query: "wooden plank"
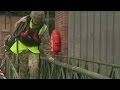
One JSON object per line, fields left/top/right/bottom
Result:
{"left": 0, "top": 15, "right": 5, "bottom": 31}
{"left": 100, "top": 11, "right": 107, "bottom": 75}
{"left": 81, "top": 11, "right": 87, "bottom": 68}
{"left": 0, "top": 15, "right": 5, "bottom": 44}
{"left": 113, "top": 11, "right": 120, "bottom": 65}
{"left": 87, "top": 11, "right": 94, "bottom": 72}
{"left": 93, "top": 11, "right": 101, "bottom": 73}
{"left": 74, "top": 11, "right": 80, "bottom": 59}
{"left": 72, "top": 12, "right": 75, "bottom": 58}
{"left": 6, "top": 16, "right": 10, "bottom": 31}
{"left": 106, "top": 11, "right": 114, "bottom": 76}
{"left": 68, "top": 11, "right": 74, "bottom": 57}
{"left": 72, "top": 11, "right": 81, "bottom": 66}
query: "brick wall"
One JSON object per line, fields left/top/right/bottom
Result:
{"left": 0, "top": 15, "right": 22, "bottom": 56}
{"left": 55, "top": 11, "right": 68, "bottom": 56}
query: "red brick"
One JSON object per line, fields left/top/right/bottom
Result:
{"left": 55, "top": 11, "right": 68, "bottom": 56}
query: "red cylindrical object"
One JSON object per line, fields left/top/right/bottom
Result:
{"left": 51, "top": 29, "right": 61, "bottom": 55}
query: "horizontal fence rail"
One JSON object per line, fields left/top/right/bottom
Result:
{"left": 54, "top": 55, "right": 120, "bottom": 79}
{"left": 39, "top": 56, "right": 110, "bottom": 79}
{"left": 1, "top": 54, "right": 112, "bottom": 79}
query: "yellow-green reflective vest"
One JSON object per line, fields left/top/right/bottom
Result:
{"left": 10, "top": 19, "right": 48, "bottom": 54}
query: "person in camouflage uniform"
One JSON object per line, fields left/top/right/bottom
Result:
{"left": 4, "top": 11, "right": 54, "bottom": 79}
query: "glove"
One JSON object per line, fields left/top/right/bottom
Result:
{"left": 3, "top": 35, "right": 15, "bottom": 51}
{"left": 48, "top": 57, "right": 54, "bottom": 61}
{"left": 3, "top": 35, "right": 11, "bottom": 46}
{"left": 19, "top": 16, "right": 27, "bottom": 23}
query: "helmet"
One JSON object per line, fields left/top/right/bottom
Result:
{"left": 30, "top": 11, "right": 45, "bottom": 25}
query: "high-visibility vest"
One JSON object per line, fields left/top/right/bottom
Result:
{"left": 10, "top": 19, "right": 48, "bottom": 54}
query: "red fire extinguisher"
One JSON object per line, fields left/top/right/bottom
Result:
{"left": 51, "top": 29, "right": 61, "bottom": 56}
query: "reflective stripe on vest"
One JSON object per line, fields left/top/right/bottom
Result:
{"left": 10, "top": 20, "right": 48, "bottom": 54}
{"left": 30, "top": 19, "right": 33, "bottom": 29}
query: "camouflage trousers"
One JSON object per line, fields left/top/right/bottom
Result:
{"left": 12, "top": 51, "right": 40, "bottom": 79}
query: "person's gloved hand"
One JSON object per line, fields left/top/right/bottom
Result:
{"left": 48, "top": 57, "right": 54, "bottom": 61}
{"left": 19, "top": 16, "right": 27, "bottom": 23}
{"left": 3, "top": 35, "right": 15, "bottom": 51}
{"left": 3, "top": 35, "right": 11, "bottom": 46}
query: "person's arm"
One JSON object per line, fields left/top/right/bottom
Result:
{"left": 15, "top": 15, "right": 28, "bottom": 29}
{"left": 40, "top": 28, "right": 54, "bottom": 60}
